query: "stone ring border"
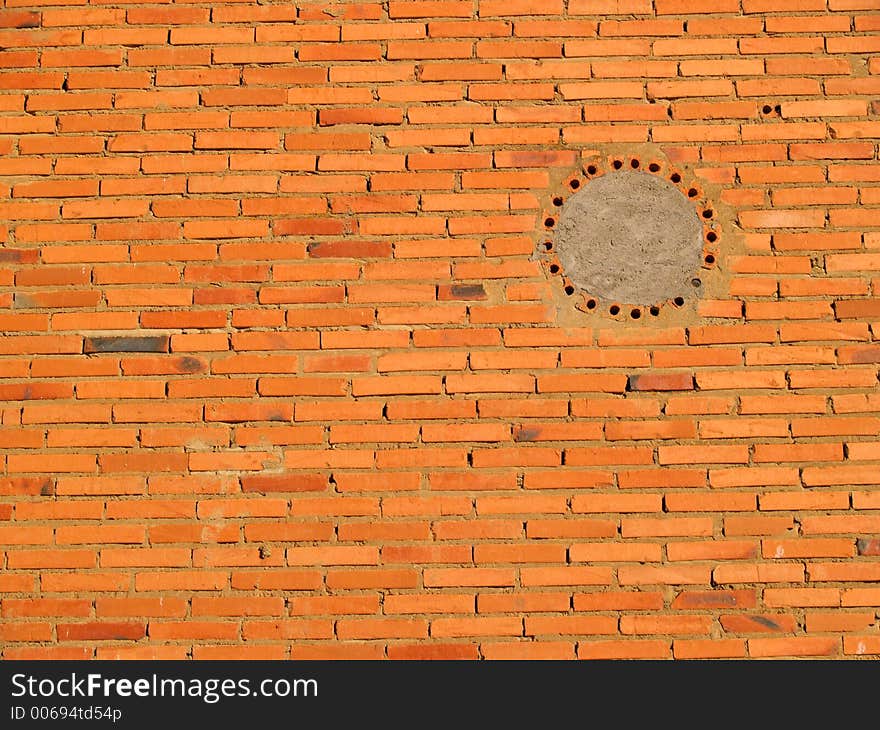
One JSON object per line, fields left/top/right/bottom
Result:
{"left": 538, "top": 154, "right": 721, "bottom": 322}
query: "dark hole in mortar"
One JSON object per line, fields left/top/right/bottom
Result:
{"left": 630, "top": 308, "right": 641, "bottom": 319}
{"left": 545, "top": 217, "right": 555, "bottom": 227}
{"left": 670, "top": 172, "right": 681, "bottom": 183}
{"left": 705, "top": 254, "right": 716, "bottom": 264}
{"left": 688, "top": 188, "right": 698, "bottom": 197}
{"left": 630, "top": 159, "right": 640, "bottom": 169}
{"left": 702, "top": 209, "right": 713, "bottom": 219}
{"left": 550, "top": 264, "right": 559, "bottom": 273}
{"left": 570, "top": 179, "right": 580, "bottom": 189}
{"left": 544, "top": 241, "right": 553, "bottom": 251}
{"left": 649, "top": 163, "right": 660, "bottom": 172}
{"left": 691, "top": 278, "right": 702, "bottom": 287}
{"left": 587, "top": 165, "right": 597, "bottom": 175}
{"left": 674, "top": 296, "right": 685, "bottom": 307}
{"left": 762, "top": 104, "right": 773, "bottom": 114}
{"left": 612, "top": 160, "right": 623, "bottom": 170}
{"left": 564, "top": 285, "right": 574, "bottom": 295}
{"left": 586, "top": 299, "right": 597, "bottom": 309}
{"left": 706, "top": 231, "right": 718, "bottom": 243}
{"left": 553, "top": 196, "right": 564, "bottom": 207}
{"left": 649, "top": 305, "right": 660, "bottom": 316}
{"left": 609, "top": 304, "right": 620, "bottom": 315}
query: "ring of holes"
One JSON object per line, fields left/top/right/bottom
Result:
{"left": 541, "top": 156, "right": 720, "bottom": 320}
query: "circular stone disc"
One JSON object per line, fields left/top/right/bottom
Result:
{"left": 553, "top": 170, "right": 703, "bottom": 306}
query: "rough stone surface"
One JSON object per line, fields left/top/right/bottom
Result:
{"left": 553, "top": 170, "right": 703, "bottom": 305}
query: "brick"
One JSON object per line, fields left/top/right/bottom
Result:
{"left": 578, "top": 640, "right": 671, "bottom": 660}
{"left": 672, "top": 590, "right": 757, "bottom": 610}
{"left": 749, "top": 637, "right": 839, "bottom": 658}
{"left": 83, "top": 336, "right": 169, "bottom": 354}
{"left": 628, "top": 373, "right": 694, "bottom": 391}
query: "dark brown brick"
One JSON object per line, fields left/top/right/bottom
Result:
{"left": 241, "top": 474, "right": 328, "bottom": 493}
{"left": 628, "top": 373, "right": 695, "bottom": 391}
{"left": 857, "top": 538, "right": 880, "bottom": 556}
{"left": 438, "top": 284, "right": 487, "bottom": 300}
{"left": 84, "top": 336, "right": 169, "bottom": 354}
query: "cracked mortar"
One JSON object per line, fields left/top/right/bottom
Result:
{"left": 553, "top": 169, "right": 704, "bottom": 306}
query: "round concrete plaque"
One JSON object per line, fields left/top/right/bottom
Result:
{"left": 552, "top": 170, "right": 704, "bottom": 307}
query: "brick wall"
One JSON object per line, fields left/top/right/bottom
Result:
{"left": 1, "top": 0, "right": 879, "bottom": 660}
